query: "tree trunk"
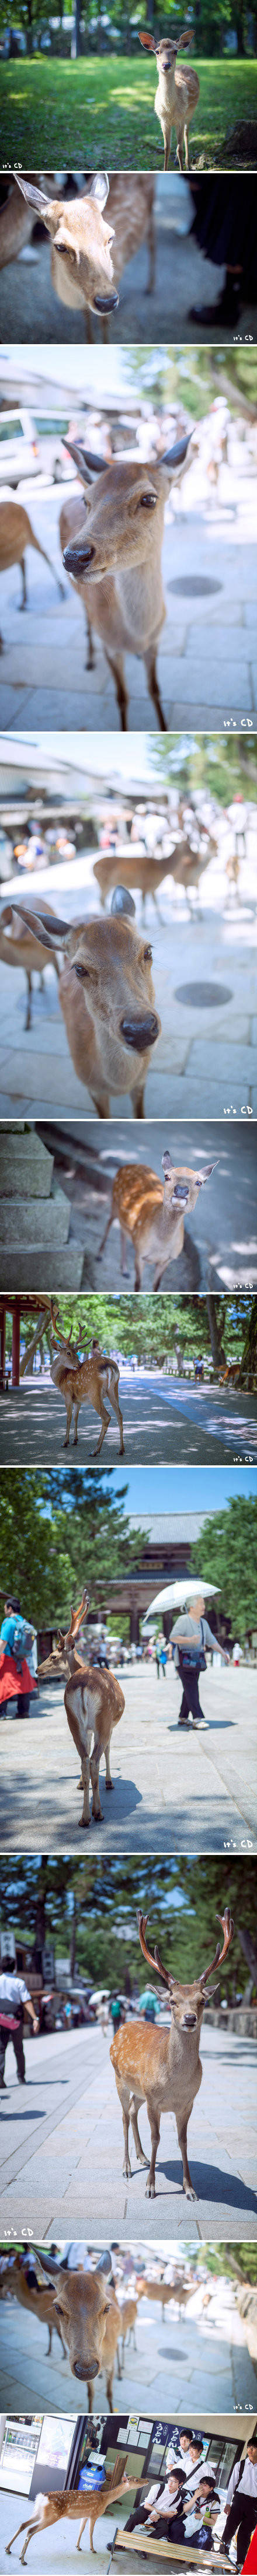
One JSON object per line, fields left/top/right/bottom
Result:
{"left": 206, "top": 1296, "right": 226, "bottom": 1372}
{"left": 237, "top": 1923, "right": 257, "bottom": 1983}
{"left": 70, "top": 1895, "right": 77, "bottom": 1978}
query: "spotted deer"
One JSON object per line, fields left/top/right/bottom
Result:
{"left": 93, "top": 830, "right": 213, "bottom": 918}
{"left": 110, "top": 1903, "right": 234, "bottom": 2200}
{"left": 60, "top": 426, "right": 192, "bottom": 730}
{"left": 49, "top": 1303, "right": 124, "bottom": 1454}
{"left": 98, "top": 1150, "right": 219, "bottom": 1289}
{"left": 139, "top": 27, "right": 200, "bottom": 172}
{"left": 13, "top": 886, "right": 161, "bottom": 1115}
{"left": 6, "top": 2458, "right": 149, "bottom": 2564}
{"left": 36, "top": 2248, "right": 123, "bottom": 2400}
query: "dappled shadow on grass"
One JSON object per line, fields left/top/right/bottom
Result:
{"left": 0, "top": 56, "right": 256, "bottom": 168}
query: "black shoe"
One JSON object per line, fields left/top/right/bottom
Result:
{"left": 188, "top": 280, "right": 241, "bottom": 327}
{"left": 0, "top": 2078, "right": 8, "bottom": 2090}
{"left": 18, "top": 2076, "right": 26, "bottom": 2084}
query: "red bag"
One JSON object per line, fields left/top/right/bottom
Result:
{"left": 0, "top": 2011, "right": 19, "bottom": 2029}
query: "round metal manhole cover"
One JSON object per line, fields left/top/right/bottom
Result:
{"left": 168, "top": 575, "right": 223, "bottom": 596}
{"left": 175, "top": 982, "right": 232, "bottom": 1008}
{"left": 162, "top": 2346, "right": 186, "bottom": 2360}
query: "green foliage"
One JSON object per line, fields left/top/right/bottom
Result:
{"left": 0, "top": 1468, "right": 149, "bottom": 1626}
{"left": 190, "top": 1494, "right": 257, "bottom": 1642}
{"left": 0, "top": 1856, "right": 255, "bottom": 2000}
{"left": 6, "top": 1292, "right": 252, "bottom": 1368}
{"left": 1, "top": 57, "right": 256, "bottom": 167}
{"left": 150, "top": 733, "right": 257, "bottom": 803}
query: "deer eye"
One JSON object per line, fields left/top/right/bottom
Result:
{"left": 144, "top": 944, "right": 152, "bottom": 960}
{"left": 140, "top": 492, "right": 157, "bottom": 509}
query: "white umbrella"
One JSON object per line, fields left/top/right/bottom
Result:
{"left": 142, "top": 1579, "right": 220, "bottom": 1629}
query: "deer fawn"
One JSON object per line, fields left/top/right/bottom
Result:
{"left": 110, "top": 1903, "right": 234, "bottom": 2200}
{"left": 60, "top": 426, "right": 192, "bottom": 730}
{"left": 15, "top": 886, "right": 161, "bottom": 1114}
{"left": 49, "top": 1304, "right": 124, "bottom": 1455}
{"left": 98, "top": 1150, "right": 219, "bottom": 1289}
{"left": 34, "top": 2246, "right": 123, "bottom": 2402}
{"left": 0, "top": 496, "right": 63, "bottom": 652}
{"left": 0, "top": 896, "right": 60, "bottom": 1030}
{"left": 6, "top": 2459, "right": 148, "bottom": 2564}
{"left": 13, "top": 172, "right": 155, "bottom": 338}
{"left": 139, "top": 26, "right": 200, "bottom": 172}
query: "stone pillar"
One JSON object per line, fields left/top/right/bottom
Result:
{"left": 130, "top": 1601, "right": 140, "bottom": 1646}
{"left": 12, "top": 1303, "right": 20, "bottom": 1387}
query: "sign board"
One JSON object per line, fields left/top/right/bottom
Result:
{"left": 0, "top": 1927, "right": 16, "bottom": 1964}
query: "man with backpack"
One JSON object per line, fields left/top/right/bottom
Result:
{"left": 171, "top": 1591, "right": 230, "bottom": 1730}
{"left": 0, "top": 1593, "right": 37, "bottom": 1718}
{"left": 0, "top": 1955, "right": 39, "bottom": 2089}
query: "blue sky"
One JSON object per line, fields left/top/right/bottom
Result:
{"left": 107, "top": 1465, "right": 256, "bottom": 1516}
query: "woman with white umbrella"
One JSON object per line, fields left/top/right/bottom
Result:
{"left": 171, "top": 1590, "right": 230, "bottom": 1731}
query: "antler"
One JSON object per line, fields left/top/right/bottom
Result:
{"left": 199, "top": 1905, "right": 234, "bottom": 1988}
{"left": 66, "top": 1587, "right": 89, "bottom": 1645}
{"left": 50, "top": 1298, "right": 76, "bottom": 1352}
{"left": 137, "top": 1910, "right": 171, "bottom": 1989}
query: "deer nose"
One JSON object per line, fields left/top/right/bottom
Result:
{"left": 183, "top": 2013, "right": 197, "bottom": 2028}
{"left": 63, "top": 541, "right": 95, "bottom": 573}
{"left": 120, "top": 1013, "right": 159, "bottom": 1052}
{"left": 73, "top": 2357, "right": 99, "bottom": 2379}
{"left": 94, "top": 291, "right": 119, "bottom": 312}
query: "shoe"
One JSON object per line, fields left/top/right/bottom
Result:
{"left": 188, "top": 281, "right": 241, "bottom": 327}
{"left": 0, "top": 2079, "right": 8, "bottom": 2090}
{"left": 192, "top": 1717, "right": 209, "bottom": 1729}
{"left": 178, "top": 1717, "right": 190, "bottom": 1728}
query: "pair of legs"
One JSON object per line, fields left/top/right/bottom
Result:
{"left": 178, "top": 1664, "right": 204, "bottom": 1724}
{"left": 0, "top": 1693, "right": 30, "bottom": 1717}
{"left": 119, "top": 2085, "right": 196, "bottom": 2199}
{"left": 0, "top": 2022, "right": 25, "bottom": 2085}
{"left": 223, "top": 2497, "right": 257, "bottom": 2564}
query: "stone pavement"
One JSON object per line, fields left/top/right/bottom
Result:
{"left": 0, "top": 437, "right": 256, "bottom": 731}
{"left": 1, "top": 2270, "right": 256, "bottom": 2417}
{"left": 1, "top": 1374, "right": 256, "bottom": 1467}
{"left": 0, "top": 2022, "right": 256, "bottom": 2241}
{"left": 1, "top": 1666, "right": 256, "bottom": 1854}
{"left": 0, "top": 182, "right": 256, "bottom": 345}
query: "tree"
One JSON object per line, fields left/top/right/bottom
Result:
{"left": 0, "top": 1469, "right": 149, "bottom": 1626}
{"left": 0, "top": 1856, "right": 255, "bottom": 1999}
{"left": 190, "top": 1495, "right": 257, "bottom": 1644}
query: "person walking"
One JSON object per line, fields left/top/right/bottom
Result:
{"left": 0, "top": 1595, "right": 37, "bottom": 1720}
{"left": 155, "top": 1632, "right": 167, "bottom": 1681}
{"left": 171, "top": 1592, "right": 230, "bottom": 1730}
{"left": 222, "top": 2440, "right": 257, "bottom": 2568}
{"left": 0, "top": 1958, "right": 39, "bottom": 2091}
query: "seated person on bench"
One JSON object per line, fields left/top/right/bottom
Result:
{"left": 170, "top": 2474, "right": 221, "bottom": 2550}
{"left": 126, "top": 2469, "right": 186, "bottom": 2536}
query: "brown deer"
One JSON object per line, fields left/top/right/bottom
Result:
{"left": 98, "top": 1150, "right": 219, "bottom": 1290}
{"left": 93, "top": 831, "right": 213, "bottom": 919}
{"left": 33, "top": 2247, "right": 123, "bottom": 2402}
{"left": 60, "top": 426, "right": 192, "bottom": 730}
{"left": 110, "top": 1903, "right": 234, "bottom": 2200}
{"left": 0, "top": 176, "right": 37, "bottom": 266}
{"left": 0, "top": 496, "right": 63, "bottom": 652}
{"left": 6, "top": 2458, "right": 149, "bottom": 2563}
{"left": 13, "top": 886, "right": 161, "bottom": 1115}
{"left": 13, "top": 173, "right": 155, "bottom": 340}
{"left": 41, "top": 1580, "right": 125, "bottom": 1824}
{"left": 49, "top": 1304, "right": 124, "bottom": 1457}
{"left": 0, "top": 2250, "right": 66, "bottom": 2357}
{"left": 134, "top": 2267, "right": 196, "bottom": 2320}
{"left": 0, "top": 895, "right": 60, "bottom": 1031}
{"left": 219, "top": 1361, "right": 241, "bottom": 1385}
{"left": 139, "top": 27, "right": 200, "bottom": 172}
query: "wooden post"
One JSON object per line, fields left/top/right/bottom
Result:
{"left": 12, "top": 1303, "right": 20, "bottom": 1388}
{"left": 0, "top": 1304, "right": 6, "bottom": 1390}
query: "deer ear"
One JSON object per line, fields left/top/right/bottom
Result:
{"left": 110, "top": 887, "right": 136, "bottom": 918}
{"left": 89, "top": 172, "right": 109, "bottom": 207}
{"left": 138, "top": 30, "right": 157, "bottom": 47}
{"left": 159, "top": 432, "right": 192, "bottom": 476}
{"left": 13, "top": 174, "right": 54, "bottom": 217}
{"left": 11, "top": 904, "right": 71, "bottom": 951}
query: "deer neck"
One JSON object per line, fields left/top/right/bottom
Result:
{"left": 168, "top": 2017, "right": 200, "bottom": 2072}
{"left": 116, "top": 544, "right": 165, "bottom": 648}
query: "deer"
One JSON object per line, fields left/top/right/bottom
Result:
{"left": 13, "top": 885, "right": 161, "bottom": 1115}
{"left": 32, "top": 2246, "right": 123, "bottom": 2402}
{"left": 0, "top": 176, "right": 37, "bottom": 267}
{"left": 48, "top": 1303, "right": 124, "bottom": 1457}
{"left": 6, "top": 2457, "right": 149, "bottom": 2564}
{"left": 93, "top": 832, "right": 213, "bottom": 920}
{"left": 0, "top": 2250, "right": 67, "bottom": 2357}
{"left": 0, "top": 895, "right": 60, "bottom": 1031}
{"left": 98, "top": 1150, "right": 219, "bottom": 1290}
{"left": 139, "top": 26, "right": 200, "bottom": 173}
{"left": 219, "top": 1360, "right": 241, "bottom": 1385}
{"left": 39, "top": 1579, "right": 125, "bottom": 1824}
{"left": 0, "top": 496, "right": 63, "bottom": 652}
{"left": 60, "top": 425, "right": 192, "bottom": 730}
{"left": 13, "top": 172, "right": 155, "bottom": 340}
{"left": 134, "top": 2267, "right": 196, "bottom": 2320}
{"left": 110, "top": 1902, "right": 234, "bottom": 2202}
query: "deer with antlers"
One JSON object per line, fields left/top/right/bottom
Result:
{"left": 110, "top": 1903, "right": 234, "bottom": 2200}
{"left": 98, "top": 1150, "right": 219, "bottom": 1290}
{"left": 11, "top": 886, "right": 161, "bottom": 1115}
{"left": 139, "top": 26, "right": 200, "bottom": 172}
{"left": 49, "top": 1303, "right": 124, "bottom": 1455}
{"left": 39, "top": 1581, "right": 125, "bottom": 1825}
{"left": 6, "top": 2458, "right": 149, "bottom": 2564}
{"left": 60, "top": 426, "right": 192, "bottom": 731}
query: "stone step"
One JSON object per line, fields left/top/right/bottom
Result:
{"left": 0, "top": 1128, "right": 54, "bottom": 1197}
{"left": 0, "top": 1182, "right": 70, "bottom": 1245}
{"left": 0, "top": 1245, "right": 84, "bottom": 1288}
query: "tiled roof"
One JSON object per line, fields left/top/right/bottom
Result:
{"left": 129, "top": 1513, "right": 210, "bottom": 1542}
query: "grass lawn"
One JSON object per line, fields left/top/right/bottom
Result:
{"left": 1, "top": 55, "right": 256, "bottom": 168}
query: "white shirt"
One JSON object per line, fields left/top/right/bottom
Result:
{"left": 0, "top": 1973, "right": 30, "bottom": 2007}
{"left": 145, "top": 2481, "right": 182, "bottom": 2520}
{"left": 226, "top": 2462, "right": 257, "bottom": 2504}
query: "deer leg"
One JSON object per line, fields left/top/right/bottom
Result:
{"left": 85, "top": 608, "right": 95, "bottom": 670}
{"left": 176, "top": 2116, "right": 197, "bottom": 2200}
{"left": 90, "top": 1737, "right": 104, "bottom": 1821}
{"left": 121, "top": 2102, "right": 132, "bottom": 2177}
{"left": 72, "top": 1398, "right": 81, "bottom": 1447}
{"left": 105, "top": 648, "right": 128, "bottom": 731}
{"left": 110, "top": 1384, "right": 124, "bottom": 1455}
{"left": 47, "top": 2322, "right": 52, "bottom": 2353}
{"left": 77, "top": 2516, "right": 88, "bottom": 2551}
{"left": 88, "top": 2378, "right": 94, "bottom": 2408}
{"left": 30, "top": 526, "right": 64, "bottom": 600}
{"left": 96, "top": 1204, "right": 113, "bottom": 1261}
{"left": 145, "top": 2096, "right": 161, "bottom": 2197}
{"left": 130, "top": 2095, "right": 149, "bottom": 2168}
{"left": 25, "top": 970, "right": 32, "bottom": 1032}
{"left": 147, "top": 197, "right": 155, "bottom": 293}
{"left": 163, "top": 128, "right": 171, "bottom": 172}
{"left": 105, "top": 1735, "right": 114, "bottom": 1789}
{"left": 120, "top": 1223, "right": 130, "bottom": 1278}
{"left": 175, "top": 130, "right": 184, "bottom": 172}
{"left": 117, "top": 2340, "right": 123, "bottom": 2377}
{"left": 19, "top": 554, "right": 27, "bottom": 609}
{"left": 134, "top": 1245, "right": 143, "bottom": 1292}
{"left": 91, "top": 1086, "right": 111, "bottom": 1117}
{"left": 6, "top": 2519, "right": 33, "bottom": 2558}
{"left": 79, "top": 1752, "right": 91, "bottom": 1827}
{"left": 144, "top": 646, "right": 166, "bottom": 732}
{"left": 92, "top": 1396, "right": 110, "bottom": 1456}
{"left": 106, "top": 2369, "right": 113, "bottom": 2407}
{"left": 183, "top": 122, "right": 190, "bottom": 169}
{"left": 130, "top": 1076, "right": 145, "bottom": 1118}
{"left": 63, "top": 1389, "right": 74, "bottom": 1448}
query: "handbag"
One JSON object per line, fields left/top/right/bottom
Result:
{"left": 179, "top": 1618, "right": 206, "bottom": 1674}
{"left": 0, "top": 2010, "right": 20, "bottom": 2029}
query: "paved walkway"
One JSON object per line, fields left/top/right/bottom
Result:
{"left": 1, "top": 849, "right": 256, "bottom": 1121}
{"left": 0, "top": 433, "right": 256, "bottom": 731}
{"left": 1, "top": 1667, "right": 256, "bottom": 1854}
{"left": 1, "top": 1374, "right": 256, "bottom": 1466}
{"left": 0, "top": 2022, "right": 256, "bottom": 2241}
{"left": 0, "top": 183, "right": 256, "bottom": 345}
{"left": 1, "top": 2268, "right": 256, "bottom": 2416}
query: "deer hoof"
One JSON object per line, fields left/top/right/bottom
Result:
{"left": 145, "top": 2179, "right": 156, "bottom": 2198}
{"left": 183, "top": 2179, "right": 197, "bottom": 2199}
{"left": 105, "top": 1777, "right": 114, "bottom": 1791}
{"left": 79, "top": 1814, "right": 90, "bottom": 1829}
{"left": 123, "top": 2159, "right": 132, "bottom": 2178}
{"left": 92, "top": 1807, "right": 104, "bottom": 1823}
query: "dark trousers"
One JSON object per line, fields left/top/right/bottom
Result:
{"left": 223, "top": 2494, "right": 257, "bottom": 2563}
{"left": 0, "top": 2022, "right": 25, "bottom": 2083}
{"left": 0, "top": 1694, "right": 30, "bottom": 1718}
{"left": 178, "top": 1663, "right": 202, "bottom": 1721}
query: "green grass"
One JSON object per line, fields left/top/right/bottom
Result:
{"left": 1, "top": 54, "right": 256, "bottom": 167}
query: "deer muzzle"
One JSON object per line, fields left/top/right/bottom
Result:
{"left": 120, "top": 1012, "right": 159, "bottom": 1051}
{"left": 94, "top": 290, "right": 119, "bottom": 312}
{"left": 73, "top": 2356, "right": 100, "bottom": 2379}
{"left": 63, "top": 540, "right": 95, "bottom": 575}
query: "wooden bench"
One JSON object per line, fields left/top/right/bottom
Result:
{"left": 114, "top": 2529, "right": 227, "bottom": 2567}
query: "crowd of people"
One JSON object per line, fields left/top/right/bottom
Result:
{"left": 124, "top": 2432, "right": 257, "bottom": 2566}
